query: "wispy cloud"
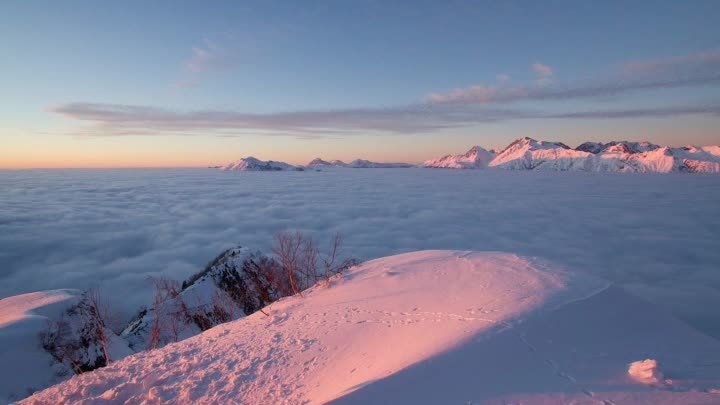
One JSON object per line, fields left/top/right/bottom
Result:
{"left": 623, "top": 50, "right": 720, "bottom": 76}
{"left": 427, "top": 50, "right": 720, "bottom": 105}
{"left": 49, "top": 101, "right": 720, "bottom": 138}
{"left": 51, "top": 50, "right": 720, "bottom": 137}
{"left": 49, "top": 103, "right": 530, "bottom": 136}
{"left": 173, "top": 34, "right": 247, "bottom": 88}
{"left": 532, "top": 62, "right": 553, "bottom": 77}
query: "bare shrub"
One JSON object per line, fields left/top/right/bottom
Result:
{"left": 320, "top": 233, "right": 359, "bottom": 285}
{"left": 78, "top": 289, "right": 113, "bottom": 364}
{"left": 273, "top": 231, "right": 316, "bottom": 295}
{"left": 272, "top": 231, "right": 358, "bottom": 295}
{"left": 147, "top": 276, "right": 184, "bottom": 350}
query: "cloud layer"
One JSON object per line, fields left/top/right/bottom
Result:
{"left": 1, "top": 170, "right": 719, "bottom": 338}
{"left": 50, "top": 102, "right": 720, "bottom": 138}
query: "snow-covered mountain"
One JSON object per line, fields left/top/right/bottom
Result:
{"left": 306, "top": 158, "right": 337, "bottom": 168}
{"left": 20, "top": 251, "right": 720, "bottom": 405}
{"left": 489, "top": 137, "right": 590, "bottom": 170}
{"left": 346, "top": 159, "right": 413, "bottom": 168}
{"left": 307, "top": 158, "right": 413, "bottom": 168}
{"left": 423, "top": 145, "right": 495, "bottom": 169}
{"left": 424, "top": 137, "right": 720, "bottom": 172}
{"left": 221, "top": 157, "right": 303, "bottom": 171}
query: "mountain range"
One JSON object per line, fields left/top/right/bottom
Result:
{"left": 219, "top": 138, "right": 720, "bottom": 173}
{"left": 423, "top": 137, "right": 720, "bottom": 173}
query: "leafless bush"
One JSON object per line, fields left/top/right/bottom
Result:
{"left": 273, "top": 231, "right": 317, "bottom": 295}
{"left": 320, "top": 233, "right": 359, "bottom": 285}
{"left": 80, "top": 289, "right": 113, "bottom": 364}
{"left": 147, "top": 276, "right": 184, "bottom": 350}
{"left": 273, "top": 231, "right": 358, "bottom": 295}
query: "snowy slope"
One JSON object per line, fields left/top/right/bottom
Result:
{"left": 221, "top": 157, "right": 302, "bottom": 171}
{"left": 0, "top": 290, "right": 81, "bottom": 403}
{"left": 424, "top": 137, "right": 720, "bottom": 172}
{"left": 422, "top": 146, "right": 496, "bottom": 169}
{"left": 121, "top": 247, "right": 280, "bottom": 351}
{"left": 0, "top": 290, "right": 134, "bottom": 403}
{"left": 20, "top": 251, "right": 720, "bottom": 405}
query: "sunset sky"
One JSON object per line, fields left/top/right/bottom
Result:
{"left": 1, "top": 0, "right": 719, "bottom": 168}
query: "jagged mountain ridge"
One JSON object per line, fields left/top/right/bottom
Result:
{"left": 307, "top": 158, "right": 413, "bottom": 168}
{"left": 222, "top": 156, "right": 414, "bottom": 171}
{"left": 424, "top": 137, "right": 720, "bottom": 172}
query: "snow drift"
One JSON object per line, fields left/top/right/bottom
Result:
{"left": 20, "top": 251, "right": 720, "bottom": 405}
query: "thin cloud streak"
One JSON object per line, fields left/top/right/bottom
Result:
{"left": 173, "top": 33, "right": 249, "bottom": 88}
{"left": 50, "top": 102, "right": 720, "bottom": 138}
{"left": 50, "top": 103, "right": 529, "bottom": 137}
{"left": 50, "top": 50, "right": 720, "bottom": 137}
{"left": 427, "top": 50, "right": 720, "bottom": 105}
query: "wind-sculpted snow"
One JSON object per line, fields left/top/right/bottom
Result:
{"left": 1, "top": 168, "right": 720, "bottom": 341}
{"left": 20, "top": 252, "right": 720, "bottom": 405}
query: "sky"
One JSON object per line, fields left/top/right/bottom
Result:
{"left": 1, "top": 0, "right": 719, "bottom": 168}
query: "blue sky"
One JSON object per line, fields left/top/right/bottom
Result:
{"left": 1, "top": 0, "right": 719, "bottom": 167}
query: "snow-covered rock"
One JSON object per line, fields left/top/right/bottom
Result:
{"left": 221, "top": 157, "right": 303, "bottom": 171}
{"left": 424, "top": 137, "right": 720, "bottom": 172}
{"left": 576, "top": 141, "right": 606, "bottom": 154}
{"left": 121, "top": 247, "right": 284, "bottom": 351}
{"left": 20, "top": 251, "right": 720, "bottom": 405}
{"left": 422, "top": 145, "right": 495, "bottom": 169}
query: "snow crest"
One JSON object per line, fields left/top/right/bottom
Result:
{"left": 19, "top": 251, "right": 720, "bottom": 405}
{"left": 21, "top": 251, "right": 604, "bottom": 405}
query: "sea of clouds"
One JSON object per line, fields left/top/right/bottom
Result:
{"left": 1, "top": 168, "right": 719, "bottom": 337}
